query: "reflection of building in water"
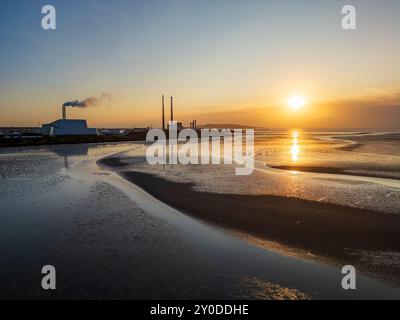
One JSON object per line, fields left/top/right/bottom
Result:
{"left": 49, "top": 145, "right": 89, "bottom": 168}
{"left": 291, "top": 130, "right": 300, "bottom": 162}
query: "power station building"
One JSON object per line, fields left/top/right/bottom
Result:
{"left": 42, "top": 106, "right": 98, "bottom": 136}
{"left": 42, "top": 119, "right": 98, "bottom": 136}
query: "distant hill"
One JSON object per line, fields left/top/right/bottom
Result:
{"left": 198, "top": 123, "right": 268, "bottom": 129}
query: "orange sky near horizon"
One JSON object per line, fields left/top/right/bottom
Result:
{"left": 1, "top": 86, "right": 400, "bottom": 129}
{"left": 1, "top": 1, "right": 400, "bottom": 129}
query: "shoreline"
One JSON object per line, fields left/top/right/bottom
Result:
{"left": 0, "top": 134, "right": 147, "bottom": 148}
{"left": 99, "top": 157, "right": 400, "bottom": 284}
{"left": 336, "top": 132, "right": 400, "bottom": 152}
{"left": 270, "top": 165, "right": 400, "bottom": 180}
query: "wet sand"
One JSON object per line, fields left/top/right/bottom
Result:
{"left": 269, "top": 133, "right": 400, "bottom": 180}
{"left": 271, "top": 165, "right": 400, "bottom": 180}
{"left": 100, "top": 157, "right": 130, "bottom": 167}
{"left": 337, "top": 133, "right": 400, "bottom": 154}
{"left": 2, "top": 143, "right": 400, "bottom": 299}
{"left": 100, "top": 157, "right": 400, "bottom": 282}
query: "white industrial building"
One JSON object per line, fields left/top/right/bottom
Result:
{"left": 42, "top": 119, "right": 98, "bottom": 136}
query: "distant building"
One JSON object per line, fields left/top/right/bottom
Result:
{"left": 132, "top": 127, "right": 150, "bottom": 133}
{"left": 189, "top": 120, "right": 197, "bottom": 129}
{"left": 42, "top": 119, "right": 98, "bottom": 136}
{"left": 98, "top": 128, "right": 126, "bottom": 136}
{"left": 167, "top": 121, "right": 183, "bottom": 131}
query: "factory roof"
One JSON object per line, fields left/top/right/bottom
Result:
{"left": 42, "top": 119, "right": 98, "bottom": 136}
{"left": 47, "top": 119, "right": 88, "bottom": 127}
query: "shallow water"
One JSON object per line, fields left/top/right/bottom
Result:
{"left": 1, "top": 140, "right": 400, "bottom": 299}
{"left": 117, "top": 131, "right": 400, "bottom": 214}
{"left": 254, "top": 130, "right": 400, "bottom": 178}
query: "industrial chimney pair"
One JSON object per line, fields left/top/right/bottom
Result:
{"left": 161, "top": 95, "right": 173, "bottom": 130}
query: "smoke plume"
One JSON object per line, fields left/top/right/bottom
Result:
{"left": 63, "top": 93, "right": 112, "bottom": 108}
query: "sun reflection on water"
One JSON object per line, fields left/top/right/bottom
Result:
{"left": 291, "top": 130, "right": 300, "bottom": 163}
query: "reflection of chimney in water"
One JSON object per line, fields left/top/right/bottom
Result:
{"left": 62, "top": 105, "right": 67, "bottom": 120}
{"left": 64, "top": 155, "right": 69, "bottom": 168}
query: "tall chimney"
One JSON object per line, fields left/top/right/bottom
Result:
{"left": 62, "top": 106, "right": 66, "bottom": 120}
{"left": 170, "top": 96, "right": 174, "bottom": 122}
{"left": 162, "top": 95, "right": 165, "bottom": 130}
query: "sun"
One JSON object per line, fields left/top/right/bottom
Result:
{"left": 288, "top": 96, "right": 306, "bottom": 111}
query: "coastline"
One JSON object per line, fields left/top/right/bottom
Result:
{"left": 0, "top": 133, "right": 147, "bottom": 148}
{"left": 336, "top": 132, "right": 400, "bottom": 153}
{"left": 99, "top": 157, "right": 400, "bottom": 284}
{"left": 2, "top": 141, "right": 400, "bottom": 299}
{"left": 270, "top": 165, "right": 400, "bottom": 180}
{"left": 266, "top": 132, "right": 400, "bottom": 181}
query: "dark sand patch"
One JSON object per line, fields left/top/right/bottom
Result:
{"left": 100, "top": 157, "right": 129, "bottom": 167}
{"left": 336, "top": 133, "right": 400, "bottom": 153}
{"left": 270, "top": 165, "right": 400, "bottom": 180}
{"left": 99, "top": 156, "right": 400, "bottom": 283}
{"left": 119, "top": 170, "right": 400, "bottom": 282}
{"left": 119, "top": 171, "right": 400, "bottom": 258}
{"left": 338, "top": 143, "right": 363, "bottom": 151}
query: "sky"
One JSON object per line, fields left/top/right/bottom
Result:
{"left": 1, "top": 0, "right": 400, "bottom": 128}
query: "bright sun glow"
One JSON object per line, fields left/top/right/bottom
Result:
{"left": 291, "top": 130, "right": 300, "bottom": 162}
{"left": 288, "top": 96, "right": 306, "bottom": 111}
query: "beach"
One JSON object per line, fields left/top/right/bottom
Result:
{"left": 1, "top": 131, "right": 400, "bottom": 299}
{"left": 99, "top": 131, "right": 400, "bottom": 285}
{"left": 270, "top": 165, "right": 400, "bottom": 180}
{"left": 2, "top": 0, "right": 400, "bottom": 305}
{"left": 100, "top": 157, "right": 400, "bottom": 283}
